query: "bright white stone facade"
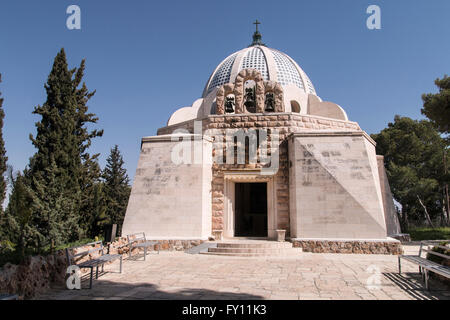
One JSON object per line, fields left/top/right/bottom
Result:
{"left": 122, "top": 31, "right": 402, "bottom": 250}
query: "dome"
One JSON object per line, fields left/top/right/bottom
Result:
{"left": 166, "top": 23, "right": 349, "bottom": 126}
{"left": 202, "top": 45, "right": 317, "bottom": 98}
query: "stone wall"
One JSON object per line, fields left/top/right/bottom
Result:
{"left": 108, "top": 238, "right": 205, "bottom": 254}
{"left": 292, "top": 239, "right": 403, "bottom": 255}
{"left": 0, "top": 251, "right": 68, "bottom": 299}
{"left": 288, "top": 132, "right": 388, "bottom": 239}
{"left": 156, "top": 112, "right": 361, "bottom": 238}
{"left": 376, "top": 155, "right": 402, "bottom": 236}
{"left": 122, "top": 134, "right": 212, "bottom": 239}
{"left": 157, "top": 112, "right": 361, "bottom": 136}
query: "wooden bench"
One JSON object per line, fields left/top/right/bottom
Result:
{"left": 398, "top": 240, "right": 450, "bottom": 290}
{"left": 65, "top": 240, "right": 122, "bottom": 289}
{"left": 127, "top": 232, "right": 160, "bottom": 260}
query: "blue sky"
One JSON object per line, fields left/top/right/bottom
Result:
{"left": 0, "top": 0, "right": 449, "bottom": 181}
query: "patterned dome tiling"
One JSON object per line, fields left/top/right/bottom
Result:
{"left": 208, "top": 52, "right": 238, "bottom": 91}
{"left": 271, "top": 49, "right": 304, "bottom": 89}
{"left": 240, "top": 47, "right": 269, "bottom": 81}
{"left": 204, "top": 45, "right": 316, "bottom": 96}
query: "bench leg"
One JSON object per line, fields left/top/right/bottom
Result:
{"left": 144, "top": 247, "right": 147, "bottom": 261}
{"left": 89, "top": 267, "right": 94, "bottom": 289}
{"left": 96, "top": 266, "right": 99, "bottom": 279}
{"left": 119, "top": 256, "right": 123, "bottom": 273}
{"left": 158, "top": 244, "right": 160, "bottom": 254}
{"left": 398, "top": 256, "right": 401, "bottom": 274}
{"left": 424, "top": 270, "right": 429, "bottom": 290}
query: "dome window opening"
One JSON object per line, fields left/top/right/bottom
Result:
{"left": 244, "top": 80, "right": 257, "bottom": 113}
{"left": 291, "top": 100, "right": 301, "bottom": 113}
{"left": 265, "top": 92, "right": 275, "bottom": 112}
{"left": 225, "top": 94, "right": 236, "bottom": 114}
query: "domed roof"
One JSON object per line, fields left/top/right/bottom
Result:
{"left": 167, "top": 23, "right": 349, "bottom": 126}
{"left": 202, "top": 45, "right": 317, "bottom": 98}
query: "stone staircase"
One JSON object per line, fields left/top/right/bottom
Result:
{"left": 200, "top": 240, "right": 302, "bottom": 257}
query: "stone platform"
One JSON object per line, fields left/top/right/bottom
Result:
{"left": 36, "top": 245, "right": 450, "bottom": 300}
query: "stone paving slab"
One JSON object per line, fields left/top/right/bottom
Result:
{"left": 36, "top": 247, "right": 450, "bottom": 300}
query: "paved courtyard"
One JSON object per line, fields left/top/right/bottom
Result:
{"left": 37, "top": 244, "right": 450, "bottom": 300}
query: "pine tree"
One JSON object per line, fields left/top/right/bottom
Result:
{"left": 0, "top": 74, "right": 8, "bottom": 211}
{"left": 372, "top": 116, "right": 449, "bottom": 230}
{"left": 102, "top": 145, "right": 131, "bottom": 235}
{"left": 421, "top": 75, "right": 450, "bottom": 136}
{"left": 421, "top": 75, "right": 450, "bottom": 225}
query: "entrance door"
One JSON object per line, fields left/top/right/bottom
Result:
{"left": 234, "top": 183, "right": 268, "bottom": 237}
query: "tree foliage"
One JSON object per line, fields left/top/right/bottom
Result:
{"left": 421, "top": 75, "right": 450, "bottom": 137}
{"left": 372, "top": 116, "right": 449, "bottom": 230}
{"left": 1, "top": 49, "right": 133, "bottom": 261}
{"left": 0, "top": 74, "right": 8, "bottom": 211}
{"left": 4, "top": 173, "right": 40, "bottom": 258}
{"left": 102, "top": 145, "right": 131, "bottom": 235}
{"left": 24, "top": 48, "right": 103, "bottom": 248}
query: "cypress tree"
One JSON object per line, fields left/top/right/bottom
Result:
{"left": 0, "top": 74, "right": 8, "bottom": 211}
{"left": 72, "top": 59, "right": 104, "bottom": 237}
{"left": 32, "top": 159, "right": 80, "bottom": 251}
{"left": 102, "top": 145, "right": 131, "bottom": 235}
{"left": 28, "top": 49, "right": 80, "bottom": 183}
{"left": 27, "top": 48, "right": 102, "bottom": 247}
{"left": 88, "top": 182, "right": 109, "bottom": 238}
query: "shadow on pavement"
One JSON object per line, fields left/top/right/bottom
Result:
{"left": 37, "top": 278, "right": 264, "bottom": 300}
{"left": 383, "top": 272, "right": 450, "bottom": 300}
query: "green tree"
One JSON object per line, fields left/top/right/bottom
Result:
{"left": 421, "top": 75, "right": 450, "bottom": 136}
{"left": 88, "top": 182, "right": 109, "bottom": 238}
{"left": 102, "top": 145, "right": 131, "bottom": 235}
{"left": 421, "top": 75, "right": 450, "bottom": 227}
{"left": 78, "top": 158, "right": 103, "bottom": 237}
{"left": 6, "top": 173, "right": 40, "bottom": 258}
{"left": 31, "top": 160, "right": 81, "bottom": 252}
{"left": 26, "top": 48, "right": 103, "bottom": 248}
{"left": 73, "top": 59, "right": 104, "bottom": 236}
{"left": 0, "top": 74, "right": 8, "bottom": 211}
{"left": 372, "top": 116, "right": 449, "bottom": 230}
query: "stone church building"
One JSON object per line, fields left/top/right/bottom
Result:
{"left": 122, "top": 24, "right": 402, "bottom": 253}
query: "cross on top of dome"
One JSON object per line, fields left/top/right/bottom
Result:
{"left": 254, "top": 19, "right": 260, "bottom": 31}
{"left": 250, "top": 19, "right": 265, "bottom": 47}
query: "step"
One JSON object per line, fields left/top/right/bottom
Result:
{"left": 200, "top": 252, "right": 279, "bottom": 257}
{"left": 217, "top": 242, "right": 293, "bottom": 249}
{"left": 200, "top": 248, "right": 302, "bottom": 257}
{"left": 208, "top": 247, "right": 294, "bottom": 254}
{"left": 199, "top": 240, "right": 302, "bottom": 257}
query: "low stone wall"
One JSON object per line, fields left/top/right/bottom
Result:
{"left": 0, "top": 238, "right": 205, "bottom": 299}
{"left": 108, "top": 238, "right": 205, "bottom": 255}
{"left": 292, "top": 239, "right": 403, "bottom": 255}
{"left": 0, "top": 251, "right": 67, "bottom": 299}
